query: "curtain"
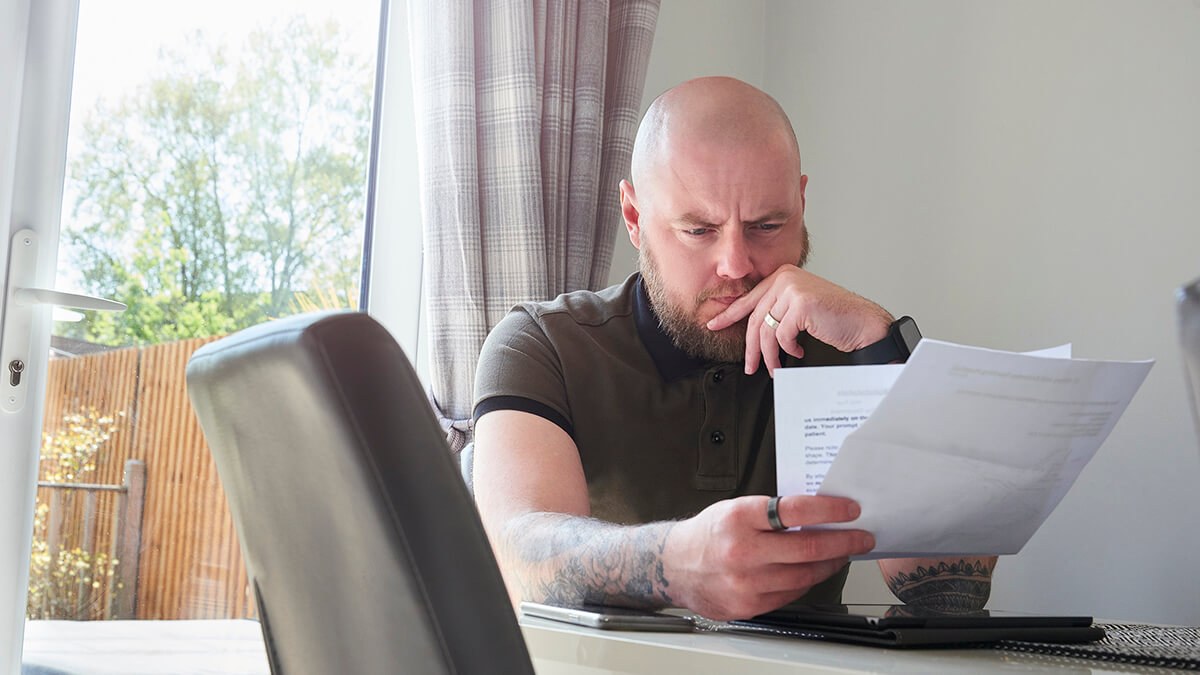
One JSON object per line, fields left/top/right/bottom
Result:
{"left": 409, "top": 0, "right": 660, "bottom": 453}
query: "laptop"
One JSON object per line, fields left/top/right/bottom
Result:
{"left": 729, "top": 603, "right": 1106, "bottom": 648}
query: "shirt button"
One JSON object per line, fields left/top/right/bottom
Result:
{"left": 710, "top": 430, "right": 725, "bottom": 444}
{"left": 712, "top": 370, "right": 724, "bottom": 383}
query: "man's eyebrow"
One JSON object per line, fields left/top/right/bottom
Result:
{"left": 675, "top": 212, "right": 717, "bottom": 227}
{"left": 746, "top": 210, "right": 791, "bottom": 224}
{"left": 675, "top": 211, "right": 792, "bottom": 227}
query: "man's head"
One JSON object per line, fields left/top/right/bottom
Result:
{"left": 621, "top": 76, "right": 810, "bottom": 362}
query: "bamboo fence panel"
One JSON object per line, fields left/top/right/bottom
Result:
{"left": 36, "top": 348, "right": 140, "bottom": 619}
{"left": 37, "top": 335, "right": 254, "bottom": 620}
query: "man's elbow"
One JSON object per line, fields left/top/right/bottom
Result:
{"left": 896, "top": 579, "right": 993, "bottom": 612}
{"left": 881, "top": 556, "right": 997, "bottom": 612}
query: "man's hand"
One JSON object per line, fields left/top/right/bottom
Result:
{"left": 476, "top": 413, "right": 874, "bottom": 621}
{"left": 661, "top": 494, "right": 874, "bottom": 620}
{"left": 706, "top": 265, "right": 894, "bottom": 375}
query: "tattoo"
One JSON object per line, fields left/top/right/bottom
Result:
{"left": 884, "top": 559, "right": 995, "bottom": 612}
{"left": 498, "top": 512, "right": 675, "bottom": 608}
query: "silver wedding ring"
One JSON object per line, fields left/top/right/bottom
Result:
{"left": 763, "top": 312, "right": 781, "bottom": 330}
{"left": 766, "top": 495, "right": 787, "bottom": 531}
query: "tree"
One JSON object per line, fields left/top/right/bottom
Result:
{"left": 61, "top": 17, "right": 370, "bottom": 346}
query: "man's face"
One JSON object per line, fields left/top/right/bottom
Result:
{"left": 625, "top": 137, "right": 808, "bottom": 362}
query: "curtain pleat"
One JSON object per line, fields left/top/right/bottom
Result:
{"left": 409, "top": 0, "right": 660, "bottom": 453}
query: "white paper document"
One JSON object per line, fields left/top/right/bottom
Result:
{"left": 774, "top": 339, "right": 1152, "bottom": 559}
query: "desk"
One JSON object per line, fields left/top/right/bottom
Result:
{"left": 520, "top": 616, "right": 1170, "bottom": 674}
{"left": 21, "top": 617, "right": 1184, "bottom": 674}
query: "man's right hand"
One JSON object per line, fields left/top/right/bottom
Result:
{"left": 661, "top": 494, "right": 874, "bottom": 620}
{"left": 705, "top": 264, "right": 894, "bottom": 377}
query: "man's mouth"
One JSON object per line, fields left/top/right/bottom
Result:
{"left": 709, "top": 295, "right": 741, "bottom": 306}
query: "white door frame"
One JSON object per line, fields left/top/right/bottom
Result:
{"left": 0, "top": 0, "right": 79, "bottom": 671}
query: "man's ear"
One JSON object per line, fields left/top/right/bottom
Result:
{"left": 619, "top": 179, "right": 642, "bottom": 249}
{"left": 799, "top": 174, "right": 808, "bottom": 212}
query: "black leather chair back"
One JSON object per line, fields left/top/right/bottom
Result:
{"left": 186, "top": 311, "right": 533, "bottom": 674}
{"left": 1179, "top": 277, "right": 1200, "bottom": 449}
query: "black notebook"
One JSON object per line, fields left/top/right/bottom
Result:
{"left": 728, "top": 603, "right": 1106, "bottom": 648}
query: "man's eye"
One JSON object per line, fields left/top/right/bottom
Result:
{"left": 758, "top": 223, "right": 783, "bottom": 232}
{"left": 685, "top": 228, "right": 711, "bottom": 236}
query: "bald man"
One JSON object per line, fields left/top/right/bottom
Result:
{"left": 472, "top": 77, "right": 995, "bottom": 621}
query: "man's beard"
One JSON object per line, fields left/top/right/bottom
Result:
{"left": 640, "top": 245, "right": 752, "bottom": 363}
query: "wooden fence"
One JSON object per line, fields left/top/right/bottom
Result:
{"left": 32, "top": 460, "right": 145, "bottom": 620}
{"left": 39, "top": 336, "right": 254, "bottom": 620}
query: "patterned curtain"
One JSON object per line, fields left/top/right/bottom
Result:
{"left": 409, "top": 0, "right": 660, "bottom": 453}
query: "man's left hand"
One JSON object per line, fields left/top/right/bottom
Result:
{"left": 706, "top": 265, "right": 893, "bottom": 376}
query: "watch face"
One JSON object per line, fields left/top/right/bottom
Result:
{"left": 896, "top": 316, "right": 922, "bottom": 353}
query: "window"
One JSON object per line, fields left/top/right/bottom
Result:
{"left": 6, "top": 0, "right": 403, "bottom": 666}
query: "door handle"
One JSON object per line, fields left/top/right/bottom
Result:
{"left": 2, "top": 229, "right": 125, "bottom": 413}
{"left": 13, "top": 287, "right": 125, "bottom": 312}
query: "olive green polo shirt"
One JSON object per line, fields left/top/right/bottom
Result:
{"left": 474, "top": 273, "right": 849, "bottom": 602}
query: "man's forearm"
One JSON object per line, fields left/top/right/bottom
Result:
{"left": 495, "top": 511, "right": 677, "bottom": 608}
{"left": 880, "top": 556, "right": 997, "bottom": 612}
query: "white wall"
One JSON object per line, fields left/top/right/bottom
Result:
{"left": 642, "top": 0, "right": 1200, "bottom": 624}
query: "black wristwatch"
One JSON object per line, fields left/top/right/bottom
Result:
{"left": 847, "top": 316, "right": 922, "bottom": 365}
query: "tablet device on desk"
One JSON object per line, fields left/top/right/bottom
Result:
{"left": 730, "top": 604, "right": 1106, "bottom": 648}
{"left": 520, "top": 601, "right": 695, "bottom": 632}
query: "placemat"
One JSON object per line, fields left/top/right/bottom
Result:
{"left": 999, "top": 623, "right": 1200, "bottom": 671}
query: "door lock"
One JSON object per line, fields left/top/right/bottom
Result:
{"left": 1, "top": 229, "right": 124, "bottom": 412}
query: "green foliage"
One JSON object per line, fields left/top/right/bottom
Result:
{"left": 27, "top": 410, "right": 125, "bottom": 620}
{"left": 61, "top": 17, "right": 371, "bottom": 347}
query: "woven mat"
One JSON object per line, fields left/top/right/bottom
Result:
{"left": 998, "top": 623, "right": 1200, "bottom": 671}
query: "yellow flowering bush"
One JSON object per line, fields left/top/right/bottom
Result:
{"left": 26, "top": 409, "right": 125, "bottom": 620}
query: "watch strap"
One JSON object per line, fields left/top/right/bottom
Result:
{"left": 847, "top": 332, "right": 904, "bottom": 365}
{"left": 847, "top": 316, "right": 919, "bottom": 365}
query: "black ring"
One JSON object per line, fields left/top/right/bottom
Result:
{"left": 766, "top": 496, "right": 786, "bottom": 531}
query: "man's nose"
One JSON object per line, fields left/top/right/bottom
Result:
{"left": 714, "top": 230, "right": 753, "bottom": 280}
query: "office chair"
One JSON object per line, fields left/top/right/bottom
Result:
{"left": 1180, "top": 277, "right": 1200, "bottom": 448}
{"left": 186, "top": 311, "right": 534, "bottom": 675}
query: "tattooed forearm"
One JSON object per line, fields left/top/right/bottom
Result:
{"left": 497, "top": 512, "right": 676, "bottom": 608}
{"left": 883, "top": 558, "right": 996, "bottom": 612}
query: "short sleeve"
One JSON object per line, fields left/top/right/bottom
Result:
{"left": 472, "top": 306, "right": 572, "bottom": 430}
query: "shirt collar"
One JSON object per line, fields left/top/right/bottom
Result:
{"left": 633, "top": 274, "right": 722, "bottom": 381}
